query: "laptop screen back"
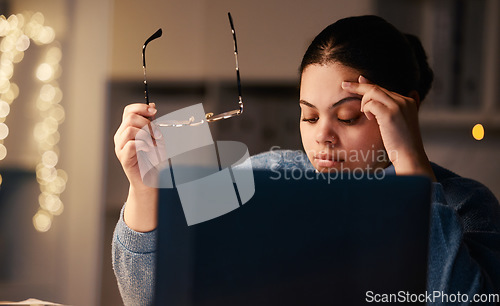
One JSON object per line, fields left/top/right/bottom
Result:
{"left": 154, "top": 168, "right": 431, "bottom": 305}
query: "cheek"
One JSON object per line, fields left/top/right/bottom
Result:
{"left": 299, "top": 123, "right": 312, "bottom": 147}
{"left": 342, "top": 121, "right": 384, "bottom": 150}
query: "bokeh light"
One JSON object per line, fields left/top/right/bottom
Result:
{"left": 36, "top": 62, "right": 53, "bottom": 81}
{"left": 0, "top": 122, "right": 9, "bottom": 139}
{"left": 16, "top": 34, "right": 30, "bottom": 51}
{"left": 472, "top": 123, "right": 485, "bottom": 141}
{"left": 0, "top": 100, "right": 10, "bottom": 117}
{"left": 0, "top": 143, "right": 7, "bottom": 160}
{"left": 0, "top": 11, "right": 65, "bottom": 232}
{"left": 33, "top": 209, "right": 52, "bottom": 232}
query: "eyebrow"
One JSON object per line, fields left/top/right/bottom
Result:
{"left": 299, "top": 96, "right": 361, "bottom": 110}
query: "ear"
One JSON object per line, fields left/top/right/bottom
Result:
{"left": 408, "top": 90, "right": 421, "bottom": 110}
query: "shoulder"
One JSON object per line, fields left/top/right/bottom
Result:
{"left": 431, "top": 162, "right": 500, "bottom": 232}
{"left": 249, "top": 148, "right": 314, "bottom": 171}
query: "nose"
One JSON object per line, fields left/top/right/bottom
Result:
{"left": 315, "top": 119, "right": 337, "bottom": 147}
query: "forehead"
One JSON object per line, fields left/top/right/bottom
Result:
{"left": 301, "top": 62, "right": 360, "bottom": 89}
{"left": 300, "top": 63, "right": 361, "bottom": 106}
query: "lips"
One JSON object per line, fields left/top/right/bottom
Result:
{"left": 314, "top": 152, "right": 344, "bottom": 168}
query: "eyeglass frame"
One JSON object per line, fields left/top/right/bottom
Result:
{"left": 141, "top": 12, "right": 243, "bottom": 127}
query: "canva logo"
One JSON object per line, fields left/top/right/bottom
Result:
{"left": 135, "top": 103, "right": 255, "bottom": 226}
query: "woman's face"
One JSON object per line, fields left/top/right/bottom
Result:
{"left": 299, "top": 62, "right": 390, "bottom": 173}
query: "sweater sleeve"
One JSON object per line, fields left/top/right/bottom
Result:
{"left": 427, "top": 182, "right": 500, "bottom": 305}
{"left": 112, "top": 204, "right": 157, "bottom": 306}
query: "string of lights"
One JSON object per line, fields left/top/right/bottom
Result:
{"left": 0, "top": 12, "right": 66, "bottom": 232}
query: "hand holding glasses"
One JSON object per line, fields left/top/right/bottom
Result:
{"left": 142, "top": 12, "right": 243, "bottom": 127}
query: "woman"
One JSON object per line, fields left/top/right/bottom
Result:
{"left": 112, "top": 15, "right": 500, "bottom": 305}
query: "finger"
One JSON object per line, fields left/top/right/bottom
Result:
{"left": 116, "top": 125, "right": 155, "bottom": 152}
{"left": 342, "top": 81, "right": 391, "bottom": 101}
{"left": 135, "top": 139, "right": 151, "bottom": 153}
{"left": 119, "top": 139, "right": 159, "bottom": 170}
{"left": 123, "top": 103, "right": 157, "bottom": 121}
{"left": 135, "top": 127, "right": 157, "bottom": 148}
{"left": 343, "top": 79, "right": 406, "bottom": 106}
{"left": 149, "top": 103, "right": 157, "bottom": 120}
{"left": 358, "top": 76, "right": 414, "bottom": 103}
{"left": 342, "top": 80, "right": 370, "bottom": 95}
{"left": 362, "top": 99, "right": 391, "bottom": 123}
{"left": 359, "top": 87, "right": 396, "bottom": 113}
{"left": 115, "top": 112, "right": 157, "bottom": 143}
{"left": 363, "top": 104, "right": 376, "bottom": 121}
{"left": 118, "top": 140, "right": 140, "bottom": 168}
{"left": 358, "top": 75, "right": 372, "bottom": 84}
{"left": 134, "top": 139, "right": 165, "bottom": 171}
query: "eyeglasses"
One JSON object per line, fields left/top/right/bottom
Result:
{"left": 142, "top": 12, "right": 243, "bottom": 127}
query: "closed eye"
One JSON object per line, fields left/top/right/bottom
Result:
{"left": 338, "top": 116, "right": 360, "bottom": 125}
{"left": 302, "top": 117, "right": 319, "bottom": 123}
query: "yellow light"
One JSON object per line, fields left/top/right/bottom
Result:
{"left": 44, "top": 178, "right": 66, "bottom": 194}
{"left": 0, "top": 16, "right": 9, "bottom": 36}
{"left": 39, "top": 141, "right": 53, "bottom": 152}
{"left": 0, "top": 173, "right": 2, "bottom": 186}
{"left": 34, "top": 122, "right": 49, "bottom": 141}
{"left": 0, "top": 143, "right": 6, "bottom": 160}
{"left": 31, "top": 12, "right": 45, "bottom": 25}
{"left": 7, "top": 14, "right": 18, "bottom": 27}
{"left": 36, "top": 165, "right": 57, "bottom": 182}
{"left": 49, "top": 104, "right": 65, "bottom": 123}
{"left": 40, "top": 84, "right": 56, "bottom": 101}
{"left": 43, "top": 117, "right": 59, "bottom": 133}
{"left": 38, "top": 26, "right": 55, "bottom": 44}
{"left": 41, "top": 150, "right": 58, "bottom": 168}
{"left": 44, "top": 131, "right": 60, "bottom": 146}
{"left": 25, "top": 22, "right": 42, "bottom": 40}
{"left": 2, "top": 82, "right": 19, "bottom": 103}
{"left": 0, "top": 77, "right": 9, "bottom": 93}
{"left": 15, "top": 14, "right": 25, "bottom": 28}
{"left": 57, "top": 169, "right": 68, "bottom": 182}
{"left": 36, "top": 63, "right": 53, "bottom": 81}
{"left": 0, "top": 35, "right": 16, "bottom": 52}
{"left": 12, "top": 50, "right": 24, "bottom": 63}
{"left": 1, "top": 60, "right": 13, "bottom": 78}
{"left": 39, "top": 192, "right": 63, "bottom": 215}
{"left": 36, "top": 97, "right": 51, "bottom": 111}
{"left": 46, "top": 46, "right": 62, "bottom": 64}
{"left": 472, "top": 123, "right": 485, "bottom": 141}
{"left": 33, "top": 209, "right": 52, "bottom": 232}
{"left": 16, "top": 34, "right": 30, "bottom": 51}
{"left": 1, "top": 11, "right": 67, "bottom": 232}
{"left": 0, "top": 100, "right": 10, "bottom": 117}
{"left": 10, "top": 82, "right": 19, "bottom": 97}
{"left": 53, "top": 86, "right": 63, "bottom": 104}
{"left": 0, "top": 122, "right": 8, "bottom": 139}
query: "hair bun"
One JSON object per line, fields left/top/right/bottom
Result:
{"left": 405, "top": 34, "right": 434, "bottom": 100}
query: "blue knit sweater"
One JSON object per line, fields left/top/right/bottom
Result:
{"left": 112, "top": 150, "right": 500, "bottom": 305}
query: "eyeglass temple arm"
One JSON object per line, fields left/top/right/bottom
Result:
{"left": 142, "top": 28, "right": 163, "bottom": 105}
{"left": 228, "top": 12, "right": 243, "bottom": 114}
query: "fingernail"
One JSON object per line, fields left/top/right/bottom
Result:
{"left": 148, "top": 107, "right": 157, "bottom": 114}
{"left": 341, "top": 81, "right": 351, "bottom": 88}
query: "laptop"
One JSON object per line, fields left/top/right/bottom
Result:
{"left": 154, "top": 168, "right": 431, "bottom": 305}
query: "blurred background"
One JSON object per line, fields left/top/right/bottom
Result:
{"left": 0, "top": 0, "right": 498, "bottom": 304}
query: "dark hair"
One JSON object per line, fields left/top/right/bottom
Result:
{"left": 300, "top": 15, "right": 433, "bottom": 101}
